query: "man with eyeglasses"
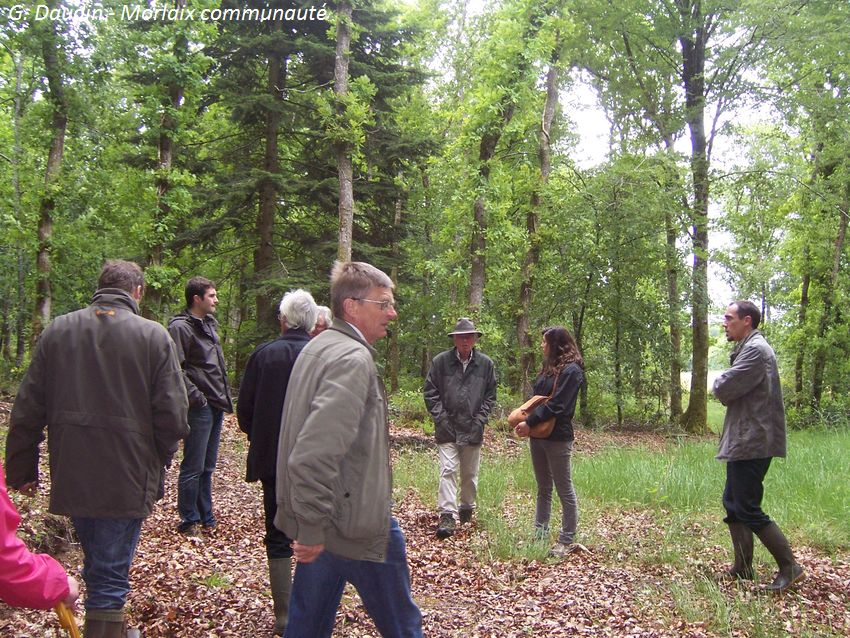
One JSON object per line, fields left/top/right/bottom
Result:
{"left": 424, "top": 317, "right": 496, "bottom": 538}
{"left": 275, "top": 261, "right": 422, "bottom": 638}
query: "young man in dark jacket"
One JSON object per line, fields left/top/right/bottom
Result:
{"left": 713, "top": 300, "right": 805, "bottom": 592}
{"left": 424, "top": 318, "right": 497, "bottom": 538}
{"left": 237, "top": 289, "right": 318, "bottom": 636}
{"left": 168, "top": 277, "right": 233, "bottom": 536}
{"left": 5, "top": 260, "right": 188, "bottom": 637}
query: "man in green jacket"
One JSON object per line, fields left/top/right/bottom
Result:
{"left": 6, "top": 260, "right": 188, "bottom": 637}
{"left": 424, "top": 318, "right": 496, "bottom": 538}
{"left": 275, "top": 261, "right": 422, "bottom": 638}
{"left": 713, "top": 300, "right": 805, "bottom": 593}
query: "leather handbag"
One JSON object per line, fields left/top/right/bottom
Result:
{"left": 508, "top": 371, "right": 559, "bottom": 439}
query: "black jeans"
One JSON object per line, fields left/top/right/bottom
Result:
{"left": 722, "top": 457, "right": 773, "bottom": 532}
{"left": 261, "top": 478, "right": 294, "bottom": 559}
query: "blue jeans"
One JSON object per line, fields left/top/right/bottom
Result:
{"left": 71, "top": 517, "right": 143, "bottom": 610}
{"left": 178, "top": 404, "right": 223, "bottom": 527}
{"left": 284, "top": 518, "right": 423, "bottom": 638}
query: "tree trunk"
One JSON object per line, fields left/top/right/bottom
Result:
{"left": 335, "top": 1, "right": 354, "bottom": 262}
{"left": 12, "top": 51, "right": 27, "bottom": 364}
{"left": 146, "top": 0, "right": 187, "bottom": 320}
{"left": 255, "top": 24, "right": 286, "bottom": 335}
{"left": 516, "top": 51, "right": 560, "bottom": 396}
{"left": 811, "top": 189, "right": 848, "bottom": 406}
{"left": 420, "top": 170, "right": 433, "bottom": 378}
{"left": 678, "top": 3, "right": 710, "bottom": 434}
{"left": 32, "top": 11, "right": 68, "bottom": 345}
{"left": 664, "top": 208, "right": 683, "bottom": 419}
{"left": 793, "top": 248, "right": 810, "bottom": 407}
{"left": 389, "top": 191, "right": 402, "bottom": 392}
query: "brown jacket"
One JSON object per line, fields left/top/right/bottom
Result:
{"left": 5, "top": 289, "right": 189, "bottom": 518}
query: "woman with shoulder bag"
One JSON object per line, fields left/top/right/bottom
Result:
{"left": 513, "top": 326, "right": 584, "bottom": 558}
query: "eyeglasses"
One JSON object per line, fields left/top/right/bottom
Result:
{"left": 352, "top": 298, "right": 396, "bottom": 311}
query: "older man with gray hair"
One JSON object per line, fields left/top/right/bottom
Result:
{"left": 237, "top": 289, "right": 318, "bottom": 635}
{"left": 311, "top": 305, "right": 333, "bottom": 337}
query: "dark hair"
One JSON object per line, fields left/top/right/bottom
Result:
{"left": 98, "top": 260, "right": 144, "bottom": 295}
{"left": 731, "top": 300, "right": 761, "bottom": 329}
{"left": 185, "top": 276, "right": 215, "bottom": 309}
{"left": 540, "top": 326, "right": 583, "bottom": 375}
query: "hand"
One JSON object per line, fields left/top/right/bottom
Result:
{"left": 63, "top": 576, "right": 80, "bottom": 608}
{"left": 17, "top": 481, "right": 37, "bottom": 497}
{"left": 514, "top": 422, "right": 530, "bottom": 438}
{"left": 293, "top": 541, "right": 324, "bottom": 564}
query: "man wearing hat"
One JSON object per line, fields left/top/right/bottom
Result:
{"left": 424, "top": 318, "right": 497, "bottom": 538}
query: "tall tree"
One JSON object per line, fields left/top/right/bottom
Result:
{"left": 31, "top": 2, "right": 70, "bottom": 343}
{"left": 335, "top": 0, "right": 354, "bottom": 262}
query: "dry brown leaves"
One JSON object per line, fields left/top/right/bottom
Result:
{"left": 1, "top": 412, "right": 848, "bottom": 637}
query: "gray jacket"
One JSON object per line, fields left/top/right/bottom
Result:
{"left": 424, "top": 348, "right": 496, "bottom": 446}
{"left": 713, "top": 330, "right": 786, "bottom": 461}
{"left": 6, "top": 289, "right": 189, "bottom": 518}
{"left": 275, "top": 320, "right": 392, "bottom": 562}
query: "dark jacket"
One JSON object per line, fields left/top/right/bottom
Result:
{"left": 424, "top": 348, "right": 497, "bottom": 446}
{"left": 713, "top": 330, "right": 786, "bottom": 461}
{"left": 167, "top": 311, "right": 232, "bottom": 412}
{"left": 5, "top": 289, "right": 189, "bottom": 518}
{"left": 237, "top": 328, "right": 311, "bottom": 483}
{"left": 526, "top": 363, "right": 584, "bottom": 442}
{"left": 275, "top": 320, "right": 392, "bottom": 561}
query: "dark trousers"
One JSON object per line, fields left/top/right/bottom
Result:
{"left": 723, "top": 457, "right": 773, "bottom": 532}
{"left": 261, "top": 477, "right": 294, "bottom": 559}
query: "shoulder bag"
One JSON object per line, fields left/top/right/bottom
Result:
{"left": 508, "top": 370, "right": 559, "bottom": 439}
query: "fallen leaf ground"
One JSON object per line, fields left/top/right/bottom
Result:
{"left": 2, "top": 411, "right": 848, "bottom": 637}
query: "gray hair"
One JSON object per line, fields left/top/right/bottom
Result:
{"left": 330, "top": 261, "right": 394, "bottom": 317}
{"left": 279, "top": 289, "right": 319, "bottom": 331}
{"left": 316, "top": 305, "right": 332, "bottom": 325}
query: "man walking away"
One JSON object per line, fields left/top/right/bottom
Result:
{"left": 238, "top": 289, "right": 318, "bottom": 635}
{"left": 5, "top": 259, "right": 188, "bottom": 637}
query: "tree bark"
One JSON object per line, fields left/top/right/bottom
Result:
{"left": 11, "top": 51, "right": 27, "bottom": 364}
{"left": 793, "top": 248, "right": 810, "bottom": 407}
{"left": 146, "top": 0, "right": 187, "bottom": 320}
{"left": 335, "top": 1, "right": 354, "bottom": 262}
{"left": 678, "top": 1, "right": 710, "bottom": 434}
{"left": 255, "top": 20, "right": 286, "bottom": 335}
{"left": 811, "top": 188, "right": 848, "bottom": 406}
{"left": 516, "top": 50, "right": 560, "bottom": 396}
{"left": 32, "top": 10, "right": 68, "bottom": 345}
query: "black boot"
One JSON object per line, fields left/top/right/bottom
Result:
{"left": 269, "top": 558, "right": 292, "bottom": 636}
{"left": 83, "top": 609, "right": 126, "bottom": 638}
{"left": 725, "top": 522, "right": 754, "bottom": 580}
{"left": 755, "top": 522, "right": 805, "bottom": 593}
{"left": 436, "top": 513, "right": 455, "bottom": 539}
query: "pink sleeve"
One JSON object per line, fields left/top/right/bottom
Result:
{"left": 0, "top": 465, "right": 69, "bottom": 609}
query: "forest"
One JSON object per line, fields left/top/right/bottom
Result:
{"left": 1, "top": 0, "right": 849, "bottom": 433}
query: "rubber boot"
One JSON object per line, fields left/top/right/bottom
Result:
{"left": 725, "top": 522, "right": 755, "bottom": 580}
{"left": 84, "top": 609, "right": 126, "bottom": 638}
{"left": 269, "top": 558, "right": 292, "bottom": 636}
{"left": 755, "top": 522, "right": 806, "bottom": 593}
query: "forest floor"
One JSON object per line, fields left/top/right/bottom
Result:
{"left": 2, "top": 408, "right": 848, "bottom": 637}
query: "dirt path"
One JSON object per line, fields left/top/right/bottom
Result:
{"left": 2, "top": 415, "right": 848, "bottom": 637}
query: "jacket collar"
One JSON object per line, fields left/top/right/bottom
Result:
{"left": 91, "top": 288, "right": 140, "bottom": 315}
{"left": 330, "top": 318, "right": 377, "bottom": 358}
{"left": 731, "top": 329, "right": 761, "bottom": 363}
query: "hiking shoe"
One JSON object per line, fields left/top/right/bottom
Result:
{"left": 178, "top": 522, "right": 202, "bottom": 537}
{"left": 436, "top": 513, "right": 456, "bottom": 539}
{"left": 459, "top": 508, "right": 473, "bottom": 525}
{"left": 549, "top": 542, "right": 589, "bottom": 558}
